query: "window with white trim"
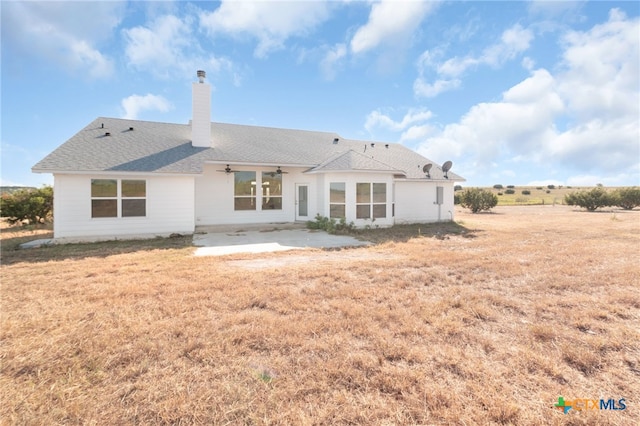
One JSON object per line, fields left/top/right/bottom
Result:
{"left": 356, "top": 182, "right": 386, "bottom": 219}
{"left": 121, "top": 180, "right": 146, "bottom": 217}
{"left": 234, "top": 171, "right": 256, "bottom": 210}
{"left": 261, "top": 172, "right": 282, "bottom": 210}
{"left": 329, "top": 182, "right": 345, "bottom": 218}
{"left": 91, "top": 179, "right": 146, "bottom": 218}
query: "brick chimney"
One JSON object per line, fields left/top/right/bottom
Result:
{"left": 192, "top": 70, "right": 211, "bottom": 148}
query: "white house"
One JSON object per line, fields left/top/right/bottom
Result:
{"left": 33, "top": 71, "right": 464, "bottom": 241}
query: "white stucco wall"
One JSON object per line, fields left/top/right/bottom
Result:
{"left": 52, "top": 173, "right": 195, "bottom": 240}
{"left": 394, "top": 180, "right": 456, "bottom": 223}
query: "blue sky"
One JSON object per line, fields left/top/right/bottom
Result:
{"left": 2, "top": 0, "right": 639, "bottom": 187}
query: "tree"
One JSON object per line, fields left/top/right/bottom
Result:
{"left": 564, "top": 187, "right": 612, "bottom": 211}
{"left": 459, "top": 188, "right": 498, "bottom": 213}
{"left": 0, "top": 186, "right": 53, "bottom": 224}
{"left": 611, "top": 187, "right": 640, "bottom": 210}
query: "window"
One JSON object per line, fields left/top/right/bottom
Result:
{"left": 356, "top": 182, "right": 387, "bottom": 219}
{"left": 91, "top": 179, "right": 146, "bottom": 218}
{"left": 329, "top": 182, "right": 345, "bottom": 218}
{"left": 122, "top": 180, "right": 146, "bottom": 217}
{"left": 373, "top": 183, "right": 387, "bottom": 219}
{"left": 262, "top": 172, "right": 282, "bottom": 210}
{"left": 234, "top": 171, "right": 256, "bottom": 210}
{"left": 91, "top": 179, "right": 117, "bottom": 218}
{"left": 356, "top": 183, "right": 371, "bottom": 219}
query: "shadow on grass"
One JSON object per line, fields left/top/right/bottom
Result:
{"left": 1, "top": 233, "right": 194, "bottom": 266}
{"left": 2, "top": 221, "right": 479, "bottom": 265}
{"left": 346, "top": 221, "right": 478, "bottom": 245}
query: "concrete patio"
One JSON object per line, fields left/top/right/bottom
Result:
{"left": 192, "top": 225, "right": 370, "bottom": 256}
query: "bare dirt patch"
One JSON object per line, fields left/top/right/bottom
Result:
{"left": 2, "top": 206, "right": 639, "bottom": 425}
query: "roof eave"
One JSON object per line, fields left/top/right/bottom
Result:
{"left": 31, "top": 169, "right": 202, "bottom": 177}
{"left": 305, "top": 168, "right": 405, "bottom": 175}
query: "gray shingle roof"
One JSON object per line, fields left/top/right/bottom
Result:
{"left": 308, "top": 150, "right": 404, "bottom": 173}
{"left": 32, "top": 117, "right": 464, "bottom": 181}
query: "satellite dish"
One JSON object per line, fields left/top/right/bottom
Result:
{"left": 422, "top": 163, "right": 432, "bottom": 178}
{"left": 441, "top": 160, "right": 452, "bottom": 179}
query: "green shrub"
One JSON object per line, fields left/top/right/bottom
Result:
{"left": 536, "top": 187, "right": 543, "bottom": 190}
{"left": 505, "top": 189, "right": 515, "bottom": 195}
{"left": 611, "top": 187, "right": 640, "bottom": 210}
{"left": 521, "top": 190, "right": 531, "bottom": 195}
{"left": 564, "top": 187, "right": 612, "bottom": 211}
{"left": 0, "top": 186, "right": 53, "bottom": 224}
{"left": 547, "top": 185, "right": 555, "bottom": 189}
{"left": 454, "top": 193, "right": 461, "bottom": 205}
{"left": 307, "top": 214, "right": 354, "bottom": 234}
{"left": 506, "top": 185, "right": 515, "bottom": 189}
{"left": 493, "top": 184, "right": 503, "bottom": 189}
{"left": 454, "top": 185, "right": 463, "bottom": 191}
{"left": 459, "top": 188, "right": 498, "bottom": 213}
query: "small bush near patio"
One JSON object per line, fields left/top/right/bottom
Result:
{"left": 307, "top": 214, "right": 354, "bottom": 233}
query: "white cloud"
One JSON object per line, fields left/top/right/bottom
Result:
{"left": 436, "top": 24, "right": 533, "bottom": 77}
{"left": 437, "top": 56, "right": 478, "bottom": 78}
{"left": 400, "top": 124, "right": 435, "bottom": 143}
{"left": 557, "top": 8, "right": 639, "bottom": 122}
{"left": 416, "top": 10, "right": 639, "bottom": 183}
{"left": 2, "top": 1, "right": 122, "bottom": 78}
{"left": 526, "top": 179, "right": 566, "bottom": 187}
{"left": 413, "top": 78, "right": 461, "bottom": 98}
{"left": 124, "top": 15, "right": 191, "bottom": 74}
{"left": 489, "top": 24, "right": 535, "bottom": 65}
{"left": 365, "top": 108, "right": 433, "bottom": 133}
{"left": 71, "top": 40, "right": 114, "bottom": 79}
{"left": 320, "top": 43, "right": 347, "bottom": 80}
{"left": 415, "top": 24, "right": 534, "bottom": 97}
{"left": 565, "top": 172, "right": 640, "bottom": 187}
{"left": 419, "top": 69, "right": 563, "bottom": 165}
{"left": 199, "top": 0, "right": 331, "bottom": 58}
{"left": 350, "top": 0, "right": 437, "bottom": 54}
{"left": 121, "top": 94, "right": 172, "bottom": 120}
{"left": 123, "top": 14, "right": 234, "bottom": 80}
{"left": 521, "top": 57, "right": 536, "bottom": 70}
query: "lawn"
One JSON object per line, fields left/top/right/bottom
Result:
{"left": 1, "top": 205, "right": 639, "bottom": 425}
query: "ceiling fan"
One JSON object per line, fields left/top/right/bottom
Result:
{"left": 266, "top": 167, "right": 289, "bottom": 177}
{"left": 216, "top": 164, "right": 239, "bottom": 174}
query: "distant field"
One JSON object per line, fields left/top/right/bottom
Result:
{"left": 1, "top": 206, "right": 639, "bottom": 425}
{"left": 0, "top": 186, "right": 37, "bottom": 195}
{"left": 460, "top": 185, "right": 617, "bottom": 206}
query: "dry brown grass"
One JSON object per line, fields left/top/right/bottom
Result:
{"left": 1, "top": 205, "right": 639, "bottom": 425}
